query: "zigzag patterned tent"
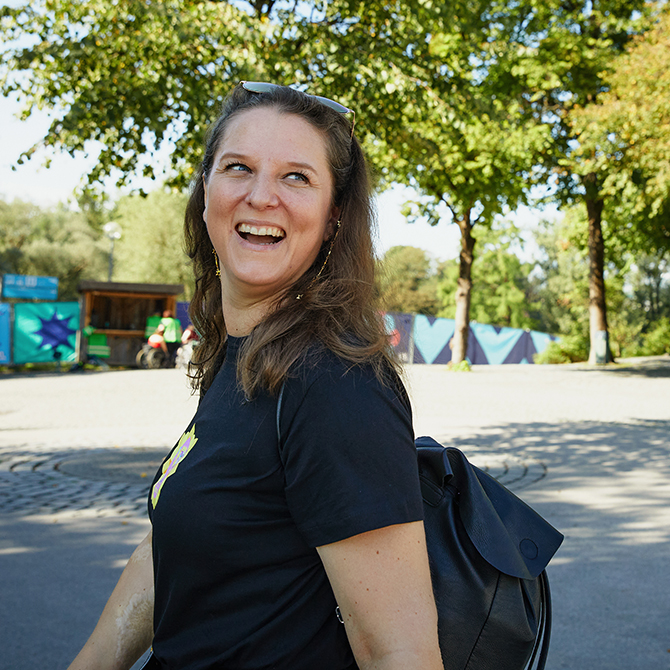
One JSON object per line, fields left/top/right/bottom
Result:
{"left": 386, "top": 313, "right": 558, "bottom": 365}
{"left": 6, "top": 301, "right": 556, "bottom": 366}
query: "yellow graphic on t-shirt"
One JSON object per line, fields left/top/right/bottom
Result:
{"left": 151, "top": 426, "right": 198, "bottom": 508}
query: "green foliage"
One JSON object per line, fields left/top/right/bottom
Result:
{"left": 509, "top": 0, "right": 652, "bottom": 362}
{"left": 437, "top": 224, "right": 539, "bottom": 329}
{"left": 448, "top": 359, "right": 472, "bottom": 372}
{"left": 571, "top": 6, "right": 670, "bottom": 245}
{"left": 0, "top": 198, "right": 107, "bottom": 299}
{"left": 628, "top": 253, "right": 670, "bottom": 325}
{"left": 378, "top": 246, "right": 440, "bottom": 315}
{"left": 1, "top": 0, "right": 266, "bottom": 190}
{"left": 534, "top": 334, "right": 590, "bottom": 364}
{"left": 529, "top": 215, "right": 591, "bottom": 337}
{"left": 530, "top": 210, "right": 670, "bottom": 360}
{"left": 1, "top": 0, "right": 555, "bottom": 219}
{"left": 288, "top": 0, "right": 556, "bottom": 237}
{"left": 112, "top": 190, "right": 193, "bottom": 298}
{"left": 638, "top": 318, "right": 670, "bottom": 356}
{"left": 3, "top": 0, "right": 669, "bottom": 363}
{"left": 514, "top": 0, "right": 651, "bottom": 198}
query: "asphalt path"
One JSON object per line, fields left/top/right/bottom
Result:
{"left": 1, "top": 356, "right": 669, "bottom": 669}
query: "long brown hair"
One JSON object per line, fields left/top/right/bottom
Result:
{"left": 184, "top": 83, "right": 397, "bottom": 397}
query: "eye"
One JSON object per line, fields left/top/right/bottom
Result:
{"left": 285, "top": 171, "right": 310, "bottom": 183}
{"left": 221, "top": 162, "right": 251, "bottom": 173}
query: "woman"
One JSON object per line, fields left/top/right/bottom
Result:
{"left": 68, "top": 82, "right": 442, "bottom": 670}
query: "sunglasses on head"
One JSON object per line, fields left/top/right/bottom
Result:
{"left": 240, "top": 81, "right": 356, "bottom": 139}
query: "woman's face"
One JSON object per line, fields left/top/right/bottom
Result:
{"left": 203, "top": 107, "right": 337, "bottom": 305}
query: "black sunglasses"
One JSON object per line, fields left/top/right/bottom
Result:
{"left": 240, "top": 81, "right": 356, "bottom": 138}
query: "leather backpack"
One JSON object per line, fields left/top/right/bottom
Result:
{"left": 417, "top": 436, "right": 563, "bottom": 670}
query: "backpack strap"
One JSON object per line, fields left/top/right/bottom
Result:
{"left": 523, "top": 569, "right": 552, "bottom": 670}
{"left": 276, "top": 381, "right": 286, "bottom": 448}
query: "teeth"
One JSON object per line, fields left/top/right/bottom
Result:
{"left": 238, "top": 223, "right": 285, "bottom": 238}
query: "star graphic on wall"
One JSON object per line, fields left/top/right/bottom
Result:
{"left": 34, "top": 312, "right": 77, "bottom": 350}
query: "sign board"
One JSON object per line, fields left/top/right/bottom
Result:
{"left": 0, "top": 303, "right": 10, "bottom": 363}
{"left": 2, "top": 274, "right": 59, "bottom": 300}
{"left": 13, "top": 302, "right": 79, "bottom": 364}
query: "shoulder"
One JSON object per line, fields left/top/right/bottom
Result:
{"left": 286, "top": 345, "right": 410, "bottom": 416}
{"left": 277, "top": 345, "right": 413, "bottom": 455}
{"left": 277, "top": 346, "right": 422, "bottom": 547}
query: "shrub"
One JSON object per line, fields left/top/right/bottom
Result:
{"left": 640, "top": 318, "right": 670, "bottom": 356}
{"left": 448, "top": 359, "right": 472, "bottom": 372}
{"left": 534, "top": 334, "right": 589, "bottom": 364}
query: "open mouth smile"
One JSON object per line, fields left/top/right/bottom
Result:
{"left": 236, "top": 223, "right": 286, "bottom": 246}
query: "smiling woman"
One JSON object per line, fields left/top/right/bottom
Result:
{"left": 184, "top": 83, "right": 391, "bottom": 398}
{"left": 67, "top": 83, "right": 443, "bottom": 670}
{"left": 201, "top": 107, "right": 339, "bottom": 331}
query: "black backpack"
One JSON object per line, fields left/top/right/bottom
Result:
{"left": 276, "top": 389, "right": 563, "bottom": 670}
{"left": 417, "top": 436, "right": 563, "bottom": 670}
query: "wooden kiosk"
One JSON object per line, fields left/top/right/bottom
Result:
{"left": 77, "top": 281, "right": 184, "bottom": 366}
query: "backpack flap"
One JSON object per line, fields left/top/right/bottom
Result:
{"left": 416, "top": 436, "right": 563, "bottom": 580}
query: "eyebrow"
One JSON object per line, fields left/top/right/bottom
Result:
{"left": 216, "top": 152, "right": 319, "bottom": 174}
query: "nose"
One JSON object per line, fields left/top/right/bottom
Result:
{"left": 245, "top": 174, "right": 279, "bottom": 209}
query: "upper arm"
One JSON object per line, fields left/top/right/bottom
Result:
{"left": 317, "top": 521, "right": 443, "bottom": 670}
{"left": 280, "top": 363, "right": 424, "bottom": 548}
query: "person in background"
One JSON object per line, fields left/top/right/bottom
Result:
{"left": 180, "top": 324, "right": 199, "bottom": 345}
{"left": 159, "top": 310, "right": 182, "bottom": 365}
{"left": 147, "top": 323, "right": 168, "bottom": 355}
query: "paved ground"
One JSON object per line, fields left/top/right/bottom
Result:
{"left": 0, "top": 357, "right": 669, "bottom": 669}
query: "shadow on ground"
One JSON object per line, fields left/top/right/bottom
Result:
{"left": 434, "top": 419, "right": 670, "bottom": 670}
{"left": 574, "top": 358, "right": 670, "bottom": 378}
{"left": 0, "top": 512, "right": 151, "bottom": 669}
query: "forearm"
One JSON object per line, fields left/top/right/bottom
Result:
{"left": 356, "top": 648, "right": 443, "bottom": 670}
{"left": 68, "top": 530, "right": 155, "bottom": 670}
{"left": 346, "top": 616, "right": 443, "bottom": 670}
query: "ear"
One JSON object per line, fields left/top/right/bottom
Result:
{"left": 202, "top": 173, "right": 209, "bottom": 223}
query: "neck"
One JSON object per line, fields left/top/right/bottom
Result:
{"left": 222, "top": 291, "right": 276, "bottom": 337}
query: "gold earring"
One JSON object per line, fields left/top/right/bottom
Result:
{"left": 296, "top": 219, "right": 341, "bottom": 300}
{"left": 315, "top": 219, "right": 341, "bottom": 281}
{"left": 212, "top": 249, "right": 221, "bottom": 277}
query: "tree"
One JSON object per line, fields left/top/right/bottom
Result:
{"left": 570, "top": 6, "right": 670, "bottom": 254}
{"left": 0, "top": 198, "right": 107, "bottom": 299}
{"left": 0, "top": 0, "right": 267, "bottom": 190}
{"left": 530, "top": 215, "right": 591, "bottom": 340}
{"left": 1, "top": 0, "right": 554, "bottom": 366}
{"left": 629, "top": 253, "right": 670, "bottom": 325}
{"left": 112, "top": 190, "right": 193, "bottom": 297}
{"left": 528, "top": 209, "right": 668, "bottom": 361}
{"left": 274, "top": 0, "right": 553, "bottom": 364}
{"left": 378, "top": 246, "right": 440, "bottom": 315}
{"left": 437, "top": 223, "right": 539, "bottom": 330}
{"left": 5, "top": 0, "right": 665, "bottom": 367}
{"left": 505, "top": 0, "right": 654, "bottom": 363}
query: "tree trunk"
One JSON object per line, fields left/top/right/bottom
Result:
{"left": 584, "top": 184, "right": 611, "bottom": 364}
{"left": 451, "top": 209, "right": 475, "bottom": 365}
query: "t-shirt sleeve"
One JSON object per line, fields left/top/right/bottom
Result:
{"left": 279, "top": 360, "right": 424, "bottom": 547}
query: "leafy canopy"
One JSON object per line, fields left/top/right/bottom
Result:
{"left": 437, "top": 223, "right": 539, "bottom": 329}
{"left": 0, "top": 197, "right": 107, "bottom": 299}
{"left": 378, "top": 246, "right": 441, "bottom": 316}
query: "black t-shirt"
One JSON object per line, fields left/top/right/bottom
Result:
{"left": 148, "top": 337, "right": 423, "bottom": 669}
